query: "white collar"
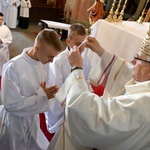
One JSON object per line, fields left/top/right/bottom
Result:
{"left": 0, "top": 23, "right": 4, "bottom": 26}
{"left": 125, "top": 81, "right": 150, "bottom": 95}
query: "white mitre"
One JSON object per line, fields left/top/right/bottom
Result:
{"left": 140, "top": 27, "right": 150, "bottom": 56}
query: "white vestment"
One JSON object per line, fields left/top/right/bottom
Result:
{"left": 0, "top": 0, "right": 2, "bottom": 12}
{"left": 51, "top": 47, "right": 91, "bottom": 88}
{"left": 45, "top": 47, "right": 92, "bottom": 134}
{"left": 20, "top": 0, "right": 31, "bottom": 18}
{"left": 0, "top": 24, "right": 12, "bottom": 76}
{"left": 0, "top": 24, "right": 12, "bottom": 59}
{"left": 5, "top": 0, "right": 20, "bottom": 28}
{"left": 48, "top": 51, "right": 150, "bottom": 150}
{"left": 0, "top": 48, "right": 52, "bottom": 150}
{"left": 2, "top": 0, "right": 9, "bottom": 23}
{"left": 0, "top": 51, "right": 7, "bottom": 76}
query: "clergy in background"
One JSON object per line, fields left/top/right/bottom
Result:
{"left": 0, "top": 0, "right": 2, "bottom": 12}
{"left": 18, "top": 0, "right": 32, "bottom": 29}
{"left": 5, "top": 0, "right": 20, "bottom": 28}
{"left": 0, "top": 12, "right": 12, "bottom": 79}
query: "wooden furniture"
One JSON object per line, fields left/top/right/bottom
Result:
{"left": 29, "top": 0, "right": 66, "bottom": 22}
{"left": 39, "top": 20, "right": 71, "bottom": 30}
{"left": 39, "top": 20, "right": 71, "bottom": 39}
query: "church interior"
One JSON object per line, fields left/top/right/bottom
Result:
{"left": 0, "top": 0, "right": 150, "bottom": 149}
{"left": 8, "top": 0, "right": 150, "bottom": 59}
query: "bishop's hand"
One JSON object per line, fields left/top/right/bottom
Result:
{"left": 68, "top": 47, "right": 83, "bottom": 68}
{"left": 85, "top": 36, "right": 105, "bottom": 57}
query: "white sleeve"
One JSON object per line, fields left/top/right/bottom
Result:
{"left": 1, "top": 63, "right": 51, "bottom": 117}
{"left": 89, "top": 50, "right": 117, "bottom": 86}
{"left": 82, "top": 55, "right": 92, "bottom": 91}
{"left": 1, "top": 27, "right": 12, "bottom": 46}
{"left": 28, "top": 0, "right": 31, "bottom": 8}
{"left": 0, "top": 51, "right": 7, "bottom": 76}
{"left": 44, "top": 99, "right": 64, "bottom": 133}
{"left": 45, "top": 63, "right": 65, "bottom": 133}
{"left": 16, "top": 0, "right": 21, "bottom": 7}
{"left": 50, "top": 59, "right": 64, "bottom": 88}
{"left": 64, "top": 69, "right": 150, "bottom": 149}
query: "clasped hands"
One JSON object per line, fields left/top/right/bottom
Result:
{"left": 41, "top": 82, "right": 59, "bottom": 99}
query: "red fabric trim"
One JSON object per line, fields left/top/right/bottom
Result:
{"left": 39, "top": 113, "right": 54, "bottom": 142}
{"left": 98, "top": 54, "right": 116, "bottom": 85}
{"left": 91, "top": 83, "right": 104, "bottom": 96}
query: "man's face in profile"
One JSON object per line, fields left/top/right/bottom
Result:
{"left": 0, "top": 16, "right": 3, "bottom": 25}
{"left": 36, "top": 42, "right": 60, "bottom": 64}
{"left": 131, "top": 51, "right": 150, "bottom": 82}
{"left": 66, "top": 34, "right": 86, "bottom": 53}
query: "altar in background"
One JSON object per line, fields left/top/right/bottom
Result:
{"left": 85, "top": 19, "right": 149, "bottom": 65}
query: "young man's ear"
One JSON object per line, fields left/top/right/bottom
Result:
{"left": 35, "top": 45, "right": 40, "bottom": 52}
{"left": 148, "top": 72, "right": 150, "bottom": 79}
{"left": 66, "top": 38, "right": 71, "bottom": 46}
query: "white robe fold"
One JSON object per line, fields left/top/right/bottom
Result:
{"left": 45, "top": 47, "right": 92, "bottom": 134}
{"left": 0, "top": 48, "right": 51, "bottom": 150}
{"left": 0, "top": 24, "right": 12, "bottom": 58}
{"left": 0, "top": 0, "right": 2, "bottom": 12}
{"left": 2, "top": 0, "right": 9, "bottom": 23}
{"left": 48, "top": 50, "right": 150, "bottom": 150}
{"left": 5, "top": 0, "right": 20, "bottom": 28}
{"left": 0, "top": 24, "right": 12, "bottom": 75}
{"left": 0, "top": 50, "right": 7, "bottom": 76}
{"left": 20, "top": 0, "right": 31, "bottom": 18}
